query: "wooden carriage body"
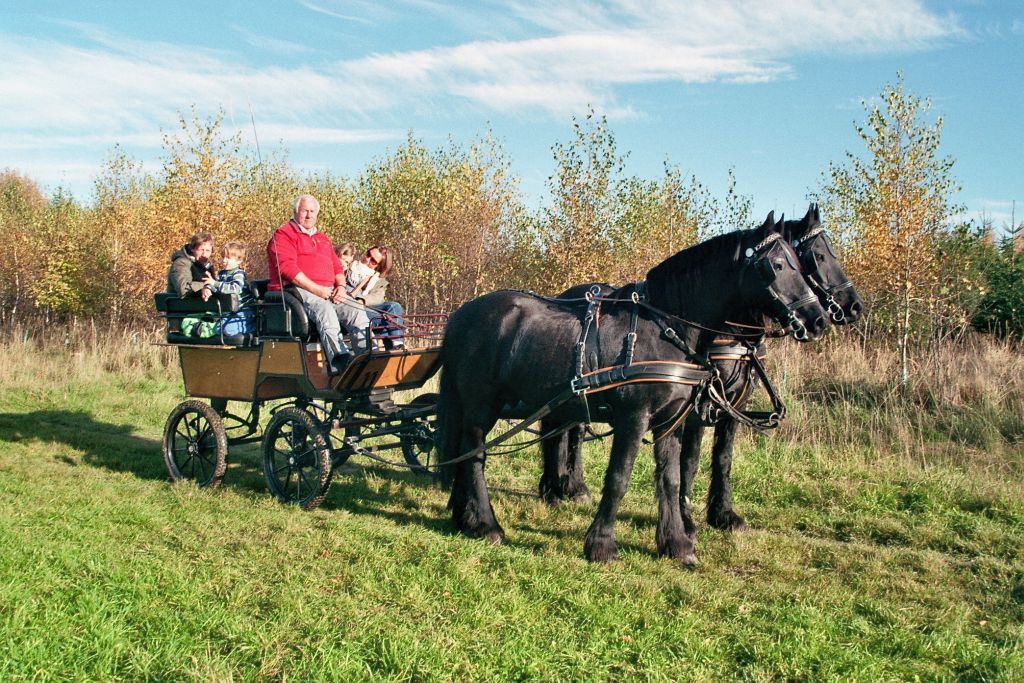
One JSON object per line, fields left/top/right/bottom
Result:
{"left": 155, "top": 282, "right": 445, "bottom": 508}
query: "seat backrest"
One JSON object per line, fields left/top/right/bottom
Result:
{"left": 154, "top": 291, "right": 249, "bottom": 345}
{"left": 250, "top": 278, "right": 270, "bottom": 300}
{"left": 155, "top": 291, "right": 241, "bottom": 315}
{"left": 260, "top": 287, "right": 315, "bottom": 340}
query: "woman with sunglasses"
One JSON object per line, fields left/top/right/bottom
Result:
{"left": 345, "top": 244, "right": 405, "bottom": 350}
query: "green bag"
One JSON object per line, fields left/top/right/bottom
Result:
{"left": 181, "top": 316, "right": 217, "bottom": 338}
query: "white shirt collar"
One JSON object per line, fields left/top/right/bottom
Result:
{"left": 291, "top": 218, "right": 317, "bottom": 236}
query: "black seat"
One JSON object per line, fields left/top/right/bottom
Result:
{"left": 154, "top": 291, "right": 254, "bottom": 346}
{"left": 255, "top": 283, "right": 318, "bottom": 342}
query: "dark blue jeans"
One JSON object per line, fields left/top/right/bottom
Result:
{"left": 370, "top": 301, "right": 404, "bottom": 349}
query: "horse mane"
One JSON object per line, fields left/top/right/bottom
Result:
{"left": 644, "top": 229, "right": 747, "bottom": 315}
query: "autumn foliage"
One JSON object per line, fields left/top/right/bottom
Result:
{"left": 0, "top": 82, "right": 1017, "bottom": 356}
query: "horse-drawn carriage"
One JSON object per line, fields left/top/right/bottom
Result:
{"left": 155, "top": 205, "right": 862, "bottom": 568}
{"left": 155, "top": 281, "right": 445, "bottom": 510}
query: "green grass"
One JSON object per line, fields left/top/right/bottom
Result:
{"left": 0, "top": 337, "right": 1021, "bottom": 681}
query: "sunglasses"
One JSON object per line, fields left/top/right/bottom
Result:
{"left": 364, "top": 251, "right": 380, "bottom": 267}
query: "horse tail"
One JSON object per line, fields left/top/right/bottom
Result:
{"left": 434, "top": 365, "right": 462, "bottom": 489}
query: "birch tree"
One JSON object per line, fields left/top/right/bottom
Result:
{"left": 818, "top": 74, "right": 961, "bottom": 384}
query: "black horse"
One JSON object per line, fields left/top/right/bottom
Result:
{"left": 436, "top": 214, "right": 828, "bottom": 565}
{"left": 678, "top": 203, "right": 864, "bottom": 535}
{"left": 539, "top": 205, "right": 863, "bottom": 545}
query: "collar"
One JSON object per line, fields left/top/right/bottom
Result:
{"left": 290, "top": 218, "right": 317, "bottom": 237}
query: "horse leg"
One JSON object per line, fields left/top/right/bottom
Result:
{"left": 539, "top": 420, "right": 569, "bottom": 504}
{"left": 583, "top": 419, "right": 644, "bottom": 563}
{"left": 540, "top": 422, "right": 592, "bottom": 505}
{"left": 449, "top": 423, "right": 505, "bottom": 544}
{"left": 654, "top": 429, "right": 698, "bottom": 567}
{"left": 679, "top": 419, "right": 704, "bottom": 541}
{"left": 563, "top": 426, "right": 591, "bottom": 502}
{"left": 707, "top": 418, "right": 746, "bottom": 531}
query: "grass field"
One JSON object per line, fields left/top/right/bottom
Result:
{"left": 0, "top": 330, "right": 1021, "bottom": 681}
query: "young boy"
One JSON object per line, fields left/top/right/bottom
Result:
{"left": 197, "top": 241, "right": 255, "bottom": 336}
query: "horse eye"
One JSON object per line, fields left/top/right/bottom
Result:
{"left": 817, "top": 252, "right": 825, "bottom": 262}
{"left": 774, "top": 260, "right": 783, "bottom": 271}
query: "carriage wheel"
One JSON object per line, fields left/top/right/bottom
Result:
{"left": 400, "top": 424, "right": 435, "bottom": 473}
{"left": 400, "top": 393, "right": 438, "bottom": 474}
{"left": 162, "top": 400, "right": 228, "bottom": 488}
{"left": 262, "top": 407, "right": 333, "bottom": 510}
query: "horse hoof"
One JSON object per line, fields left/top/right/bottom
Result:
{"left": 584, "top": 537, "right": 619, "bottom": 563}
{"left": 539, "top": 490, "right": 564, "bottom": 506}
{"left": 659, "top": 535, "right": 697, "bottom": 564}
{"left": 482, "top": 529, "right": 506, "bottom": 545}
{"left": 677, "top": 552, "right": 700, "bottom": 569}
{"left": 567, "top": 490, "right": 592, "bottom": 505}
{"left": 709, "top": 510, "right": 746, "bottom": 532}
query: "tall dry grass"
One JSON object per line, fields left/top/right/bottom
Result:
{"left": 0, "top": 318, "right": 176, "bottom": 387}
{"left": 765, "top": 333, "right": 1024, "bottom": 474}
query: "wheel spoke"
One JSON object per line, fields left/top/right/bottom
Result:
{"left": 177, "top": 453, "right": 195, "bottom": 471}
{"left": 185, "top": 416, "right": 201, "bottom": 441}
{"left": 299, "top": 466, "right": 313, "bottom": 499}
{"left": 196, "top": 448, "right": 209, "bottom": 480}
{"left": 293, "top": 445, "right": 317, "bottom": 465}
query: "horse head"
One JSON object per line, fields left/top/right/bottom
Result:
{"left": 784, "top": 203, "right": 864, "bottom": 323}
{"left": 740, "top": 212, "right": 828, "bottom": 341}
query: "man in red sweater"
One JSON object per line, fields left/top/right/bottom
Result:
{"left": 267, "top": 194, "right": 370, "bottom": 374}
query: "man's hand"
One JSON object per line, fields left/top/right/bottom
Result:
{"left": 329, "top": 286, "right": 345, "bottom": 304}
{"left": 200, "top": 287, "right": 212, "bottom": 302}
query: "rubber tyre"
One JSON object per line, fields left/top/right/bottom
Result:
{"left": 262, "top": 407, "right": 333, "bottom": 510}
{"left": 162, "top": 400, "right": 228, "bottom": 488}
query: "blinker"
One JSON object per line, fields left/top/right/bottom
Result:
{"left": 822, "top": 234, "right": 837, "bottom": 258}
{"left": 756, "top": 257, "right": 776, "bottom": 284}
{"left": 782, "top": 246, "right": 798, "bottom": 271}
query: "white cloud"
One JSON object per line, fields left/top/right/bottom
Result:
{"left": 0, "top": 1, "right": 960, "bottom": 135}
{"left": 233, "top": 124, "right": 405, "bottom": 145}
{"left": 0, "top": 1, "right": 964, "bottom": 196}
{"left": 296, "top": 0, "right": 377, "bottom": 25}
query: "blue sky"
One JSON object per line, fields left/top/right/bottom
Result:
{"left": 1, "top": 1, "right": 1022, "bottom": 228}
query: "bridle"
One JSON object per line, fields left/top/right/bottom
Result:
{"left": 791, "top": 226, "right": 854, "bottom": 323}
{"left": 740, "top": 232, "right": 820, "bottom": 341}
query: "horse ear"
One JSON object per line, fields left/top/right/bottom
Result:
{"left": 775, "top": 214, "right": 785, "bottom": 232}
{"left": 803, "top": 203, "right": 815, "bottom": 224}
{"left": 761, "top": 211, "right": 775, "bottom": 231}
{"left": 813, "top": 204, "right": 821, "bottom": 222}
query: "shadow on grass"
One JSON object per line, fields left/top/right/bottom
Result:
{"left": 0, "top": 410, "right": 640, "bottom": 553}
{"left": 0, "top": 409, "right": 166, "bottom": 480}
